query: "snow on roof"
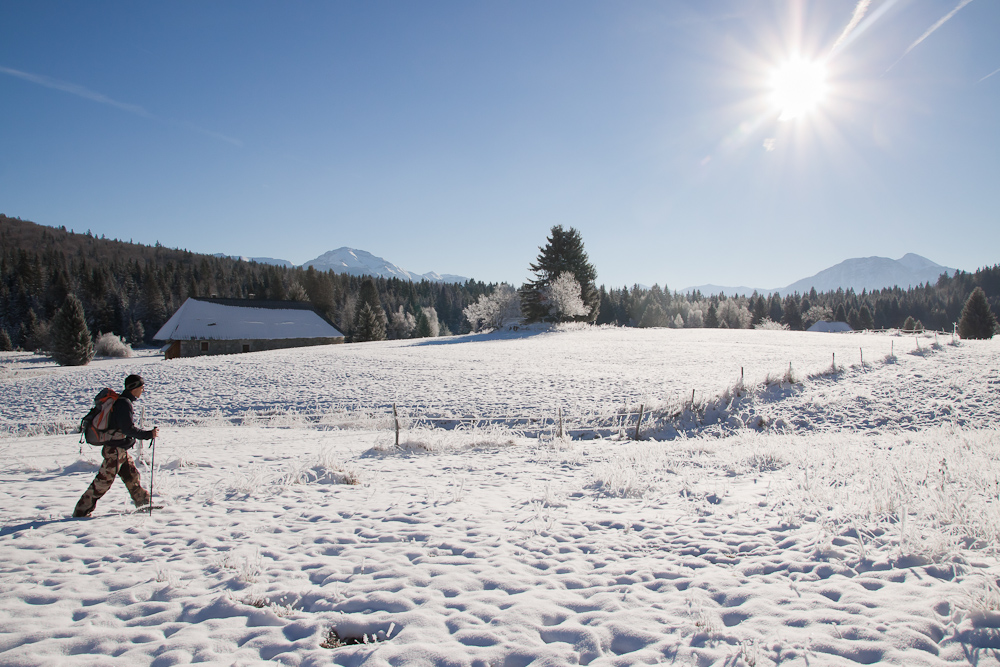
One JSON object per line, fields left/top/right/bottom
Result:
{"left": 153, "top": 298, "right": 343, "bottom": 341}
{"left": 808, "top": 320, "right": 853, "bottom": 333}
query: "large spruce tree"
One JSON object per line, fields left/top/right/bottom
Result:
{"left": 958, "top": 287, "right": 997, "bottom": 339}
{"left": 50, "top": 294, "right": 94, "bottom": 365}
{"left": 520, "top": 226, "right": 598, "bottom": 323}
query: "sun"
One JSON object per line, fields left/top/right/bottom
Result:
{"left": 769, "top": 58, "right": 828, "bottom": 121}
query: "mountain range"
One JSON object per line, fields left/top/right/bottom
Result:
{"left": 216, "top": 248, "right": 469, "bottom": 284}
{"left": 682, "top": 253, "right": 956, "bottom": 297}
{"left": 225, "top": 247, "right": 956, "bottom": 295}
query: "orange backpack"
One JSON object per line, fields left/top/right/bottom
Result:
{"left": 80, "top": 388, "right": 121, "bottom": 445}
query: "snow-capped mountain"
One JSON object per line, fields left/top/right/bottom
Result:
{"left": 302, "top": 248, "right": 468, "bottom": 284}
{"left": 682, "top": 254, "right": 957, "bottom": 296}
{"left": 216, "top": 248, "right": 468, "bottom": 283}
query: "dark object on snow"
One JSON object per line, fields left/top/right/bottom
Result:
{"left": 73, "top": 377, "right": 159, "bottom": 517}
{"left": 958, "top": 287, "right": 997, "bottom": 340}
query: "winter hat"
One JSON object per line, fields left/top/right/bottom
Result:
{"left": 124, "top": 374, "right": 145, "bottom": 391}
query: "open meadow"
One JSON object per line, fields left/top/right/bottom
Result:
{"left": 2, "top": 326, "right": 1000, "bottom": 666}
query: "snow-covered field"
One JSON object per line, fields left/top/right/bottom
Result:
{"left": 2, "top": 326, "right": 1000, "bottom": 666}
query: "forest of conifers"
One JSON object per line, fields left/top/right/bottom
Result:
{"left": 1, "top": 213, "right": 998, "bottom": 349}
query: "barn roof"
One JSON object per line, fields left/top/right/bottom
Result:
{"left": 153, "top": 298, "right": 344, "bottom": 341}
{"left": 807, "top": 321, "right": 853, "bottom": 333}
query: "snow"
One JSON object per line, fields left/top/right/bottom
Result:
{"left": 152, "top": 298, "right": 344, "bottom": 342}
{"left": 2, "top": 326, "right": 999, "bottom": 666}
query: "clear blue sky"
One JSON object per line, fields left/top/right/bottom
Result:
{"left": 2, "top": 1, "right": 998, "bottom": 290}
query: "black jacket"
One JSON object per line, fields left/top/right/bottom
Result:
{"left": 108, "top": 392, "right": 155, "bottom": 449}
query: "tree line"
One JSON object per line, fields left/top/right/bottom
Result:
{"left": 479, "top": 224, "right": 998, "bottom": 338}
{"left": 1, "top": 214, "right": 996, "bottom": 356}
{"left": 0, "top": 214, "right": 491, "bottom": 352}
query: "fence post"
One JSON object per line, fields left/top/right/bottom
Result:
{"left": 634, "top": 404, "right": 644, "bottom": 440}
{"left": 860, "top": 347, "right": 863, "bottom": 368}
{"left": 393, "top": 403, "right": 399, "bottom": 448}
{"left": 558, "top": 407, "right": 563, "bottom": 439}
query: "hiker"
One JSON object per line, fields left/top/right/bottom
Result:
{"left": 73, "top": 374, "right": 159, "bottom": 517}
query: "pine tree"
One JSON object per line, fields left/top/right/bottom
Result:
{"left": 22, "top": 310, "right": 47, "bottom": 351}
{"left": 768, "top": 293, "right": 783, "bottom": 323}
{"left": 415, "top": 310, "right": 433, "bottom": 338}
{"left": 520, "top": 226, "right": 598, "bottom": 323}
{"left": 50, "top": 294, "right": 94, "bottom": 366}
{"left": 958, "top": 287, "right": 997, "bottom": 339}
{"left": 0, "top": 328, "right": 11, "bottom": 351}
{"left": 353, "top": 302, "right": 387, "bottom": 342}
{"left": 704, "top": 303, "right": 719, "bottom": 328}
{"left": 352, "top": 278, "right": 387, "bottom": 342}
{"left": 781, "top": 295, "right": 802, "bottom": 330}
{"left": 751, "top": 295, "right": 767, "bottom": 326}
{"left": 834, "top": 303, "right": 848, "bottom": 323}
{"left": 858, "top": 304, "right": 875, "bottom": 330}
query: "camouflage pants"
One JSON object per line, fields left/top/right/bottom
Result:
{"left": 73, "top": 445, "right": 150, "bottom": 517}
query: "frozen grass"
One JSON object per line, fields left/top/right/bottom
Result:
{"left": 367, "top": 422, "right": 522, "bottom": 455}
{"left": 93, "top": 333, "right": 133, "bottom": 358}
{"left": 719, "top": 426, "right": 1000, "bottom": 560}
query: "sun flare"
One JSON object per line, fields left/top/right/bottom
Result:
{"left": 770, "top": 59, "right": 827, "bottom": 121}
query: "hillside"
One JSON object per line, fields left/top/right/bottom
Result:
{"left": 0, "top": 215, "right": 490, "bottom": 346}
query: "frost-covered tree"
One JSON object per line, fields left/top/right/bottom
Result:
{"left": 544, "top": 272, "right": 590, "bottom": 322}
{"left": 50, "top": 294, "right": 94, "bottom": 366}
{"left": 958, "top": 287, "right": 997, "bottom": 339}
{"left": 286, "top": 281, "right": 308, "bottom": 301}
{"left": 638, "top": 301, "right": 667, "bottom": 328}
{"left": 0, "top": 328, "right": 12, "bottom": 351}
{"left": 414, "top": 306, "right": 441, "bottom": 338}
{"left": 717, "top": 299, "right": 752, "bottom": 329}
{"left": 754, "top": 318, "right": 788, "bottom": 331}
{"left": 464, "top": 284, "right": 521, "bottom": 332}
{"left": 388, "top": 306, "right": 417, "bottom": 339}
{"left": 672, "top": 313, "right": 684, "bottom": 328}
{"left": 93, "top": 332, "right": 133, "bottom": 358}
{"left": 521, "top": 226, "right": 598, "bottom": 323}
{"left": 803, "top": 305, "right": 833, "bottom": 330}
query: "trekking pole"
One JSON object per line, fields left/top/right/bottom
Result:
{"left": 149, "top": 438, "right": 156, "bottom": 516}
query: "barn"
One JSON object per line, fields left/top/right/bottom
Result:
{"left": 153, "top": 297, "right": 345, "bottom": 359}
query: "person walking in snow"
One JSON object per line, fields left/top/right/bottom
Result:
{"left": 73, "top": 374, "right": 159, "bottom": 517}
